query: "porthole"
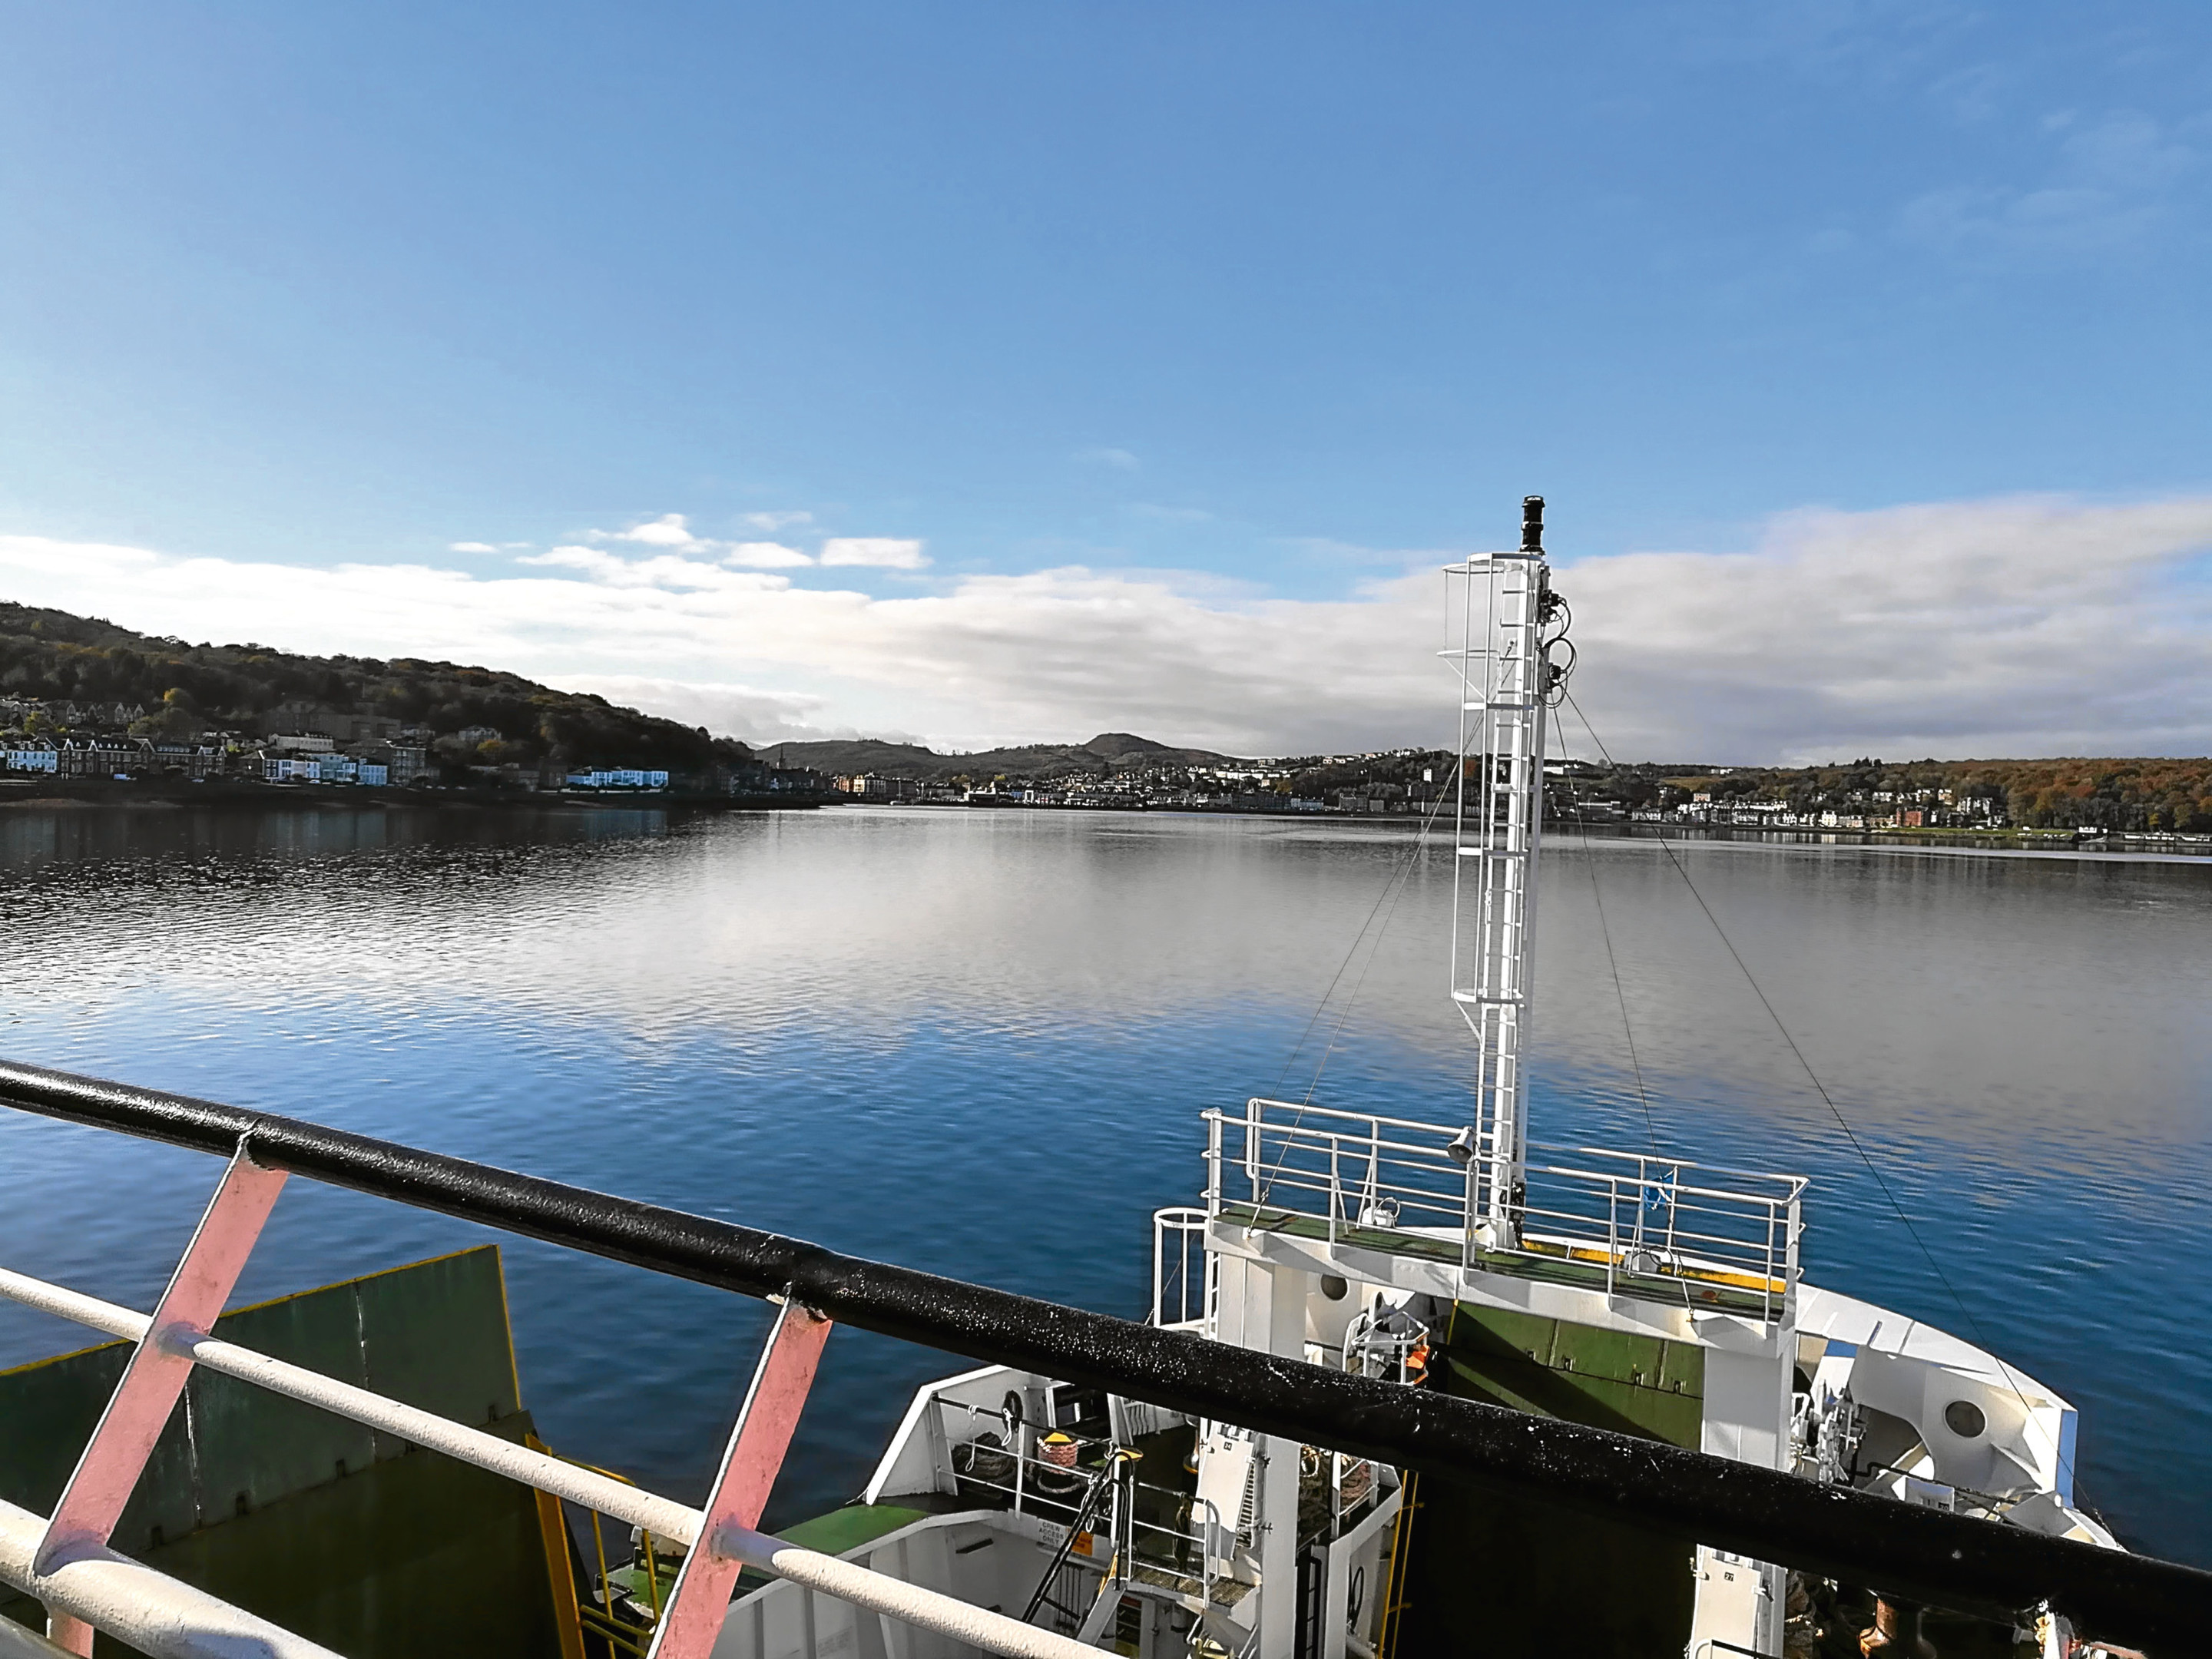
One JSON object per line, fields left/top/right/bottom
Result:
{"left": 1321, "top": 1275, "right": 1349, "bottom": 1301}
{"left": 1943, "top": 1399, "right": 1986, "bottom": 1439}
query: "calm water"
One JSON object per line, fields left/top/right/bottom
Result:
{"left": 0, "top": 804, "right": 2206, "bottom": 1563}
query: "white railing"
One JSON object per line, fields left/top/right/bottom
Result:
{"left": 0, "top": 1239, "right": 1099, "bottom": 1659}
{"left": 929, "top": 1395, "right": 1240, "bottom": 1632}
{"left": 1151, "top": 1206, "right": 1214, "bottom": 1328}
{"left": 1207, "top": 1098, "right": 1806, "bottom": 1323}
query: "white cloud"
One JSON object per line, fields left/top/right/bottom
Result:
{"left": 740, "top": 510, "right": 814, "bottom": 532}
{"left": 820, "top": 537, "right": 929, "bottom": 569}
{"left": 2, "top": 493, "right": 2208, "bottom": 760}
{"left": 448, "top": 541, "right": 498, "bottom": 554}
{"left": 1558, "top": 495, "right": 2212, "bottom": 763}
{"left": 1898, "top": 109, "right": 2206, "bottom": 261}
{"left": 558, "top": 676, "right": 845, "bottom": 745}
{"left": 611, "top": 513, "right": 699, "bottom": 547}
{"left": 517, "top": 545, "right": 789, "bottom": 592}
{"left": 724, "top": 541, "right": 814, "bottom": 569}
{"left": 1078, "top": 446, "right": 1141, "bottom": 472}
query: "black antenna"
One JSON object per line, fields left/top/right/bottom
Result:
{"left": 1521, "top": 495, "right": 1545, "bottom": 553}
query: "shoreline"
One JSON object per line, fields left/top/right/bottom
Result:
{"left": 0, "top": 777, "right": 834, "bottom": 812}
{"left": 6, "top": 783, "right": 2207, "bottom": 859}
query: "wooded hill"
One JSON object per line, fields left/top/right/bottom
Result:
{"left": 763, "top": 730, "right": 1252, "bottom": 780}
{"left": 0, "top": 601, "right": 754, "bottom": 775}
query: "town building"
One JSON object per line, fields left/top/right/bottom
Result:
{"left": 2, "top": 740, "right": 58, "bottom": 773}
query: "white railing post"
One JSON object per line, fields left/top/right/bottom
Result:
{"left": 1244, "top": 1098, "right": 1260, "bottom": 1204}
{"left": 1605, "top": 1180, "right": 1619, "bottom": 1297}
{"left": 35, "top": 1145, "right": 286, "bottom": 1655}
{"left": 1152, "top": 1214, "right": 1166, "bottom": 1326}
{"left": 647, "top": 1294, "right": 834, "bottom": 1659}
{"left": 1328, "top": 1138, "right": 1339, "bottom": 1247}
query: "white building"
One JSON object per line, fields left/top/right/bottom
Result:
{"left": 2, "top": 743, "right": 58, "bottom": 773}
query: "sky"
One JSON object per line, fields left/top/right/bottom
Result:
{"left": 1, "top": 2, "right": 2208, "bottom": 762}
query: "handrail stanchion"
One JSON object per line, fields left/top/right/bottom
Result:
{"left": 1206, "top": 1111, "right": 1224, "bottom": 1225}
{"left": 1245, "top": 1098, "right": 1261, "bottom": 1206}
{"left": 1605, "top": 1179, "right": 1618, "bottom": 1298}
{"left": 647, "top": 1295, "right": 834, "bottom": 1659}
{"left": 1152, "top": 1213, "right": 1166, "bottom": 1326}
{"left": 35, "top": 1144, "right": 287, "bottom": 1655}
{"left": 1329, "top": 1137, "right": 1339, "bottom": 1247}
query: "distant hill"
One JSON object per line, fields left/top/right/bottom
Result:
{"left": 0, "top": 601, "right": 753, "bottom": 775}
{"left": 761, "top": 730, "right": 1253, "bottom": 781}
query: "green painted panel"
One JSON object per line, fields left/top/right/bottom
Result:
{"left": 0, "top": 1247, "right": 519, "bottom": 1555}
{"left": 0, "top": 1247, "right": 565, "bottom": 1658}
{"left": 352, "top": 1247, "right": 521, "bottom": 1435}
{"left": 1400, "top": 1302, "right": 1706, "bottom": 1657}
{"left": 169, "top": 1270, "right": 382, "bottom": 1539}
{"left": 779, "top": 1502, "right": 930, "bottom": 1558}
{"left": 1443, "top": 1303, "right": 1704, "bottom": 1451}
{"left": 4, "top": 1416, "right": 560, "bottom": 1659}
{"left": 0, "top": 1336, "right": 130, "bottom": 1522}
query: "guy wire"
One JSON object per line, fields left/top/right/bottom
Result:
{"left": 1572, "top": 805, "right": 1662, "bottom": 1157}
{"left": 1255, "top": 780, "right": 1455, "bottom": 1210}
{"left": 1560, "top": 688, "right": 2059, "bottom": 1462}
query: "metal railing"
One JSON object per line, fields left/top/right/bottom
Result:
{"left": 0, "top": 1061, "right": 2202, "bottom": 1655}
{"left": 1152, "top": 1206, "right": 1214, "bottom": 1328}
{"left": 533, "top": 1447, "right": 666, "bottom": 1657}
{"left": 930, "top": 1396, "right": 1241, "bottom": 1614}
{"left": 1209, "top": 1098, "right": 1806, "bottom": 1323}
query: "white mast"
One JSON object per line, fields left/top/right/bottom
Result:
{"left": 1446, "top": 497, "right": 1559, "bottom": 1250}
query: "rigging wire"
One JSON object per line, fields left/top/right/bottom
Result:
{"left": 1296, "top": 793, "right": 1447, "bottom": 1108}
{"left": 1559, "top": 688, "right": 2061, "bottom": 1464}
{"left": 1253, "top": 781, "right": 1457, "bottom": 1211}
{"left": 1568, "top": 740, "right": 1696, "bottom": 1315}
{"left": 1572, "top": 806, "right": 1661, "bottom": 1157}
{"left": 1267, "top": 797, "right": 1440, "bottom": 1096}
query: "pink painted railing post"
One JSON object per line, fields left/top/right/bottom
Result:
{"left": 646, "top": 1293, "right": 834, "bottom": 1659}
{"left": 35, "top": 1142, "right": 288, "bottom": 1654}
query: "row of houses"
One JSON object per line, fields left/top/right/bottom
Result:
{"left": 828, "top": 771, "right": 1348, "bottom": 813}
{"left": 0, "top": 733, "right": 429, "bottom": 787}
{"left": 0, "top": 735, "right": 741, "bottom": 798}
{"left": 0, "top": 710, "right": 841, "bottom": 799}
{"left": 2, "top": 737, "right": 221, "bottom": 779}
{"left": 0, "top": 698, "right": 151, "bottom": 730}
{"left": 1651, "top": 800, "right": 2011, "bottom": 830}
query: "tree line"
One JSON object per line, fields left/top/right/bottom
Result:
{"left": 1638, "top": 757, "right": 2212, "bottom": 833}
{"left": 0, "top": 602, "right": 755, "bottom": 778}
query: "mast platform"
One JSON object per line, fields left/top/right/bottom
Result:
{"left": 1214, "top": 1199, "right": 1788, "bottom": 1320}
{"left": 1207, "top": 1097, "right": 1804, "bottom": 1330}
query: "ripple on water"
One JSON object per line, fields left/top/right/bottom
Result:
{"left": 0, "top": 805, "right": 2205, "bottom": 1558}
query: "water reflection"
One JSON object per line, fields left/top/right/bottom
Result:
{"left": 0, "top": 805, "right": 2204, "bottom": 1561}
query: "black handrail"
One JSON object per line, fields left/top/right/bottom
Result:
{"left": 0, "top": 1060, "right": 2204, "bottom": 1650}
{"left": 1019, "top": 1459, "right": 1121, "bottom": 1626}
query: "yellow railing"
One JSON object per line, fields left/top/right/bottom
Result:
{"left": 1374, "top": 1472, "right": 1420, "bottom": 1659}
{"left": 528, "top": 1438, "right": 670, "bottom": 1658}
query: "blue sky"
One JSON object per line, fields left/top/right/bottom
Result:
{"left": 2, "top": 3, "right": 2209, "bottom": 757}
